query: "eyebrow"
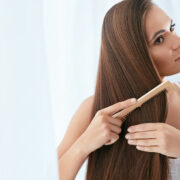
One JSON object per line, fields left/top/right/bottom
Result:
{"left": 149, "top": 19, "right": 172, "bottom": 43}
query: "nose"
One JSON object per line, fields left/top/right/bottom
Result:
{"left": 172, "top": 33, "right": 180, "bottom": 51}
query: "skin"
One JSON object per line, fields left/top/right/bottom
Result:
{"left": 125, "top": 4, "right": 180, "bottom": 158}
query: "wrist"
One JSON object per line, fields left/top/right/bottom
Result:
{"left": 75, "top": 133, "right": 93, "bottom": 157}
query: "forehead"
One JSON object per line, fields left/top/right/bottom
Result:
{"left": 144, "top": 5, "right": 171, "bottom": 41}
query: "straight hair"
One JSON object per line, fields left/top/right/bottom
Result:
{"left": 86, "top": 0, "right": 170, "bottom": 179}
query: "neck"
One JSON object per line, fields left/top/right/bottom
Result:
{"left": 160, "top": 76, "right": 165, "bottom": 81}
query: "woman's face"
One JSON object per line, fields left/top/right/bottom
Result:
{"left": 145, "top": 5, "right": 180, "bottom": 79}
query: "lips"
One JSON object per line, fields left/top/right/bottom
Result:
{"left": 175, "top": 57, "right": 180, "bottom": 62}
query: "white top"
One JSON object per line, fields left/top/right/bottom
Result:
{"left": 168, "top": 82, "right": 180, "bottom": 180}
{"left": 169, "top": 158, "right": 180, "bottom": 180}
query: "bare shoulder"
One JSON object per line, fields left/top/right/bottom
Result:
{"left": 57, "top": 95, "right": 94, "bottom": 159}
{"left": 174, "top": 82, "right": 180, "bottom": 94}
{"left": 166, "top": 82, "right": 180, "bottom": 128}
{"left": 172, "top": 82, "right": 180, "bottom": 105}
{"left": 80, "top": 95, "right": 94, "bottom": 118}
{"left": 167, "top": 82, "right": 180, "bottom": 100}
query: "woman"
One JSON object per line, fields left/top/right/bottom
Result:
{"left": 58, "top": 0, "right": 180, "bottom": 179}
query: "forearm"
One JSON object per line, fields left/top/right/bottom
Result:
{"left": 58, "top": 135, "right": 91, "bottom": 180}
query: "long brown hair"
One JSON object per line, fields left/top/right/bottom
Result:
{"left": 86, "top": 0, "right": 170, "bottom": 179}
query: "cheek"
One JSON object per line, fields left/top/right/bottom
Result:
{"left": 150, "top": 47, "right": 171, "bottom": 72}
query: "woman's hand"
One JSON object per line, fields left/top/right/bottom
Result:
{"left": 80, "top": 98, "right": 137, "bottom": 153}
{"left": 125, "top": 123, "right": 180, "bottom": 158}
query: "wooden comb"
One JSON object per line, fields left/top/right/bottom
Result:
{"left": 112, "top": 80, "right": 173, "bottom": 120}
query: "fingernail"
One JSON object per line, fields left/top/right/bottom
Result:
{"left": 125, "top": 134, "right": 130, "bottom": 139}
{"left": 130, "top": 98, "right": 136, "bottom": 104}
{"left": 127, "top": 128, "right": 132, "bottom": 132}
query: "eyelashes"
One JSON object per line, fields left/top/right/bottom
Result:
{"left": 154, "top": 22, "right": 176, "bottom": 45}
{"left": 170, "top": 23, "right": 176, "bottom": 31}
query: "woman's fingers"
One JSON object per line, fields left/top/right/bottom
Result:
{"left": 136, "top": 145, "right": 159, "bottom": 153}
{"left": 93, "top": 98, "right": 138, "bottom": 147}
{"left": 104, "top": 122, "right": 122, "bottom": 145}
{"left": 127, "top": 123, "right": 162, "bottom": 132}
{"left": 108, "top": 116, "right": 123, "bottom": 127}
{"left": 109, "top": 123, "right": 122, "bottom": 134}
{"left": 127, "top": 138, "right": 158, "bottom": 146}
{"left": 99, "top": 98, "right": 137, "bottom": 116}
{"left": 125, "top": 131, "right": 157, "bottom": 140}
{"left": 105, "top": 132, "right": 119, "bottom": 145}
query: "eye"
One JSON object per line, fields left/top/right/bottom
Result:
{"left": 154, "top": 22, "right": 176, "bottom": 45}
{"left": 154, "top": 35, "right": 164, "bottom": 45}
